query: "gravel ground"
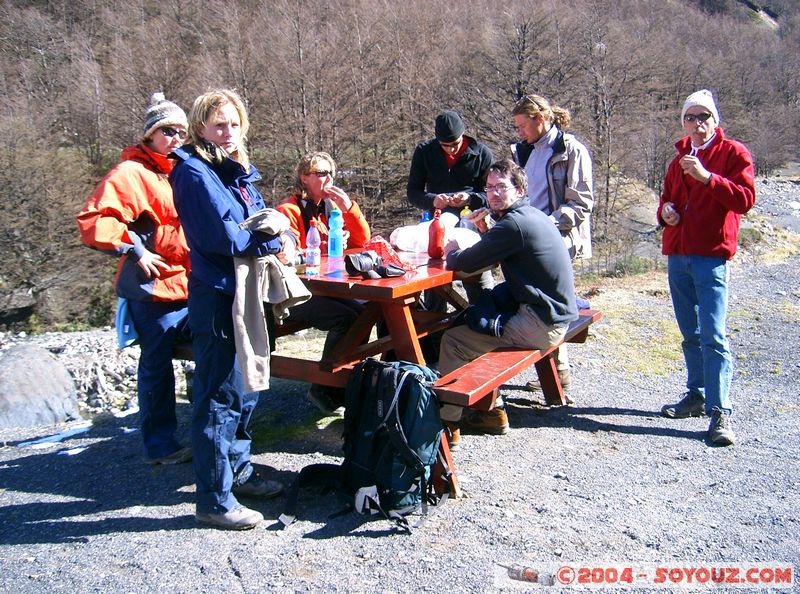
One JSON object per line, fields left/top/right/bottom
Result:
{"left": 1, "top": 179, "right": 799, "bottom": 593}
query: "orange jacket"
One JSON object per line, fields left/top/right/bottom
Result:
{"left": 77, "top": 144, "right": 189, "bottom": 302}
{"left": 276, "top": 194, "right": 371, "bottom": 251}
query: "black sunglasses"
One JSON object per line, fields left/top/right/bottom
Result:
{"left": 309, "top": 170, "right": 333, "bottom": 178}
{"left": 684, "top": 112, "right": 713, "bottom": 123}
{"left": 516, "top": 94, "right": 543, "bottom": 111}
{"left": 160, "top": 126, "right": 188, "bottom": 140}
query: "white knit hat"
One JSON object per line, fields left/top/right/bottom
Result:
{"left": 142, "top": 92, "right": 188, "bottom": 140}
{"left": 681, "top": 89, "right": 720, "bottom": 124}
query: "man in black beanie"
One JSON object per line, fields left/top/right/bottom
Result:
{"left": 403, "top": 109, "right": 495, "bottom": 360}
{"left": 407, "top": 109, "right": 493, "bottom": 220}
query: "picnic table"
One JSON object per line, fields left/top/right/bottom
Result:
{"left": 175, "top": 252, "right": 602, "bottom": 498}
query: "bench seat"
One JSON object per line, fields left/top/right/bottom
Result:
{"left": 433, "top": 309, "right": 603, "bottom": 408}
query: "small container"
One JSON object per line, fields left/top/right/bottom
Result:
{"left": 459, "top": 205, "right": 476, "bottom": 231}
{"left": 328, "top": 206, "right": 344, "bottom": 258}
{"left": 305, "top": 220, "right": 321, "bottom": 276}
{"left": 428, "top": 209, "right": 445, "bottom": 259}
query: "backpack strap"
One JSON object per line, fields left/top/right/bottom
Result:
{"left": 379, "top": 369, "right": 426, "bottom": 474}
{"left": 278, "top": 463, "right": 342, "bottom": 528}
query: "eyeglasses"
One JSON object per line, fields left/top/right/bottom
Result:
{"left": 486, "top": 184, "right": 515, "bottom": 194}
{"left": 160, "top": 127, "right": 188, "bottom": 140}
{"left": 684, "top": 112, "right": 712, "bottom": 123}
{"left": 309, "top": 170, "right": 333, "bottom": 178}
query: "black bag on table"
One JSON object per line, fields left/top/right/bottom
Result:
{"left": 279, "top": 359, "right": 450, "bottom": 532}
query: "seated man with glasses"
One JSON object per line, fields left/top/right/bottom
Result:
{"left": 438, "top": 159, "right": 578, "bottom": 448}
{"left": 276, "top": 151, "right": 371, "bottom": 414}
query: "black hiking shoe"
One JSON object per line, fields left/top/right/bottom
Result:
{"left": 661, "top": 391, "right": 705, "bottom": 418}
{"left": 708, "top": 407, "right": 735, "bottom": 446}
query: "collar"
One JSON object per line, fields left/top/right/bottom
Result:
{"left": 691, "top": 132, "right": 718, "bottom": 154}
{"left": 121, "top": 143, "right": 174, "bottom": 174}
{"left": 490, "top": 198, "right": 527, "bottom": 221}
{"left": 172, "top": 145, "right": 261, "bottom": 183}
{"left": 533, "top": 124, "right": 559, "bottom": 150}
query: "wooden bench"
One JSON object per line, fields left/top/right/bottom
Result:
{"left": 433, "top": 309, "right": 603, "bottom": 408}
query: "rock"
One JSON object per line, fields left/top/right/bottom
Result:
{"left": 0, "top": 344, "right": 82, "bottom": 428}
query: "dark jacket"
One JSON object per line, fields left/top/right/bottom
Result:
{"left": 446, "top": 201, "right": 577, "bottom": 326}
{"left": 170, "top": 146, "right": 281, "bottom": 295}
{"left": 407, "top": 134, "right": 493, "bottom": 217}
{"left": 658, "top": 128, "right": 755, "bottom": 260}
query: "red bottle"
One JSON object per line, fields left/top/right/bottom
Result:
{"left": 428, "top": 208, "right": 445, "bottom": 259}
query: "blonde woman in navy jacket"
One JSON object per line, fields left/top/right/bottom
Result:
{"left": 171, "top": 89, "right": 293, "bottom": 530}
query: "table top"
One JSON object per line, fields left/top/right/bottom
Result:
{"left": 299, "top": 252, "right": 455, "bottom": 301}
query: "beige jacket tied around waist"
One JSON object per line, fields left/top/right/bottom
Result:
{"left": 234, "top": 209, "right": 312, "bottom": 392}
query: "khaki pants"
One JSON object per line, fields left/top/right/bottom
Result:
{"left": 438, "top": 304, "right": 568, "bottom": 422}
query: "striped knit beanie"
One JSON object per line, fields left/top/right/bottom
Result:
{"left": 142, "top": 93, "right": 188, "bottom": 140}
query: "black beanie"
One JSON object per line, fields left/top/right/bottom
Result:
{"left": 434, "top": 110, "right": 466, "bottom": 142}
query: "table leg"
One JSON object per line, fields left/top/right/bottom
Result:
{"left": 434, "top": 433, "right": 463, "bottom": 498}
{"left": 381, "top": 300, "right": 426, "bottom": 364}
{"left": 535, "top": 355, "right": 567, "bottom": 406}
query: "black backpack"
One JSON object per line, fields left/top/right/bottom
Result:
{"left": 280, "top": 359, "right": 449, "bottom": 532}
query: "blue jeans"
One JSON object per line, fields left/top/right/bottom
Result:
{"left": 188, "top": 278, "right": 259, "bottom": 514}
{"left": 667, "top": 255, "right": 732, "bottom": 414}
{"left": 128, "top": 300, "right": 189, "bottom": 459}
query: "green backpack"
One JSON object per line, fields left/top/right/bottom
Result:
{"left": 280, "top": 359, "right": 449, "bottom": 532}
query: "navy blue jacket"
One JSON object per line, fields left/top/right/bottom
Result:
{"left": 406, "top": 134, "right": 493, "bottom": 218}
{"left": 446, "top": 201, "right": 577, "bottom": 326}
{"left": 170, "top": 146, "right": 281, "bottom": 295}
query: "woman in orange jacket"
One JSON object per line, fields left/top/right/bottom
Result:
{"left": 77, "top": 93, "right": 192, "bottom": 465}
{"left": 276, "top": 152, "right": 371, "bottom": 413}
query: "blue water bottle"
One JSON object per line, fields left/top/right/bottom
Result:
{"left": 328, "top": 206, "right": 344, "bottom": 258}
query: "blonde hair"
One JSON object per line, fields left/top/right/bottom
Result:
{"left": 294, "top": 151, "right": 337, "bottom": 199}
{"left": 512, "top": 94, "right": 571, "bottom": 130}
{"left": 187, "top": 89, "right": 250, "bottom": 169}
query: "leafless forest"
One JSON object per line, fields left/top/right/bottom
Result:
{"left": 1, "top": 0, "right": 798, "bottom": 327}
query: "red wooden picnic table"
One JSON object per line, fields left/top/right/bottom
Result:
{"left": 270, "top": 251, "right": 465, "bottom": 496}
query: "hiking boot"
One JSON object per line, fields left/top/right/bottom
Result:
{"left": 306, "top": 385, "right": 345, "bottom": 415}
{"left": 196, "top": 504, "right": 263, "bottom": 530}
{"left": 661, "top": 391, "right": 706, "bottom": 419}
{"left": 233, "top": 472, "right": 284, "bottom": 499}
{"left": 444, "top": 422, "right": 461, "bottom": 451}
{"left": 461, "top": 408, "right": 509, "bottom": 435}
{"left": 526, "top": 368, "right": 572, "bottom": 392}
{"left": 708, "top": 407, "right": 735, "bottom": 446}
{"left": 145, "top": 446, "right": 192, "bottom": 466}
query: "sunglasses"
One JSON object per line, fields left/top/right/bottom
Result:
{"left": 160, "top": 126, "right": 188, "bottom": 140}
{"left": 684, "top": 112, "right": 713, "bottom": 123}
{"left": 309, "top": 170, "right": 333, "bottom": 178}
{"left": 516, "top": 94, "right": 544, "bottom": 111}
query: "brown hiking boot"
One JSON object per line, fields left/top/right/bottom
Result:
{"left": 461, "top": 408, "right": 509, "bottom": 435}
{"left": 526, "top": 368, "right": 572, "bottom": 391}
{"left": 443, "top": 422, "right": 461, "bottom": 451}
